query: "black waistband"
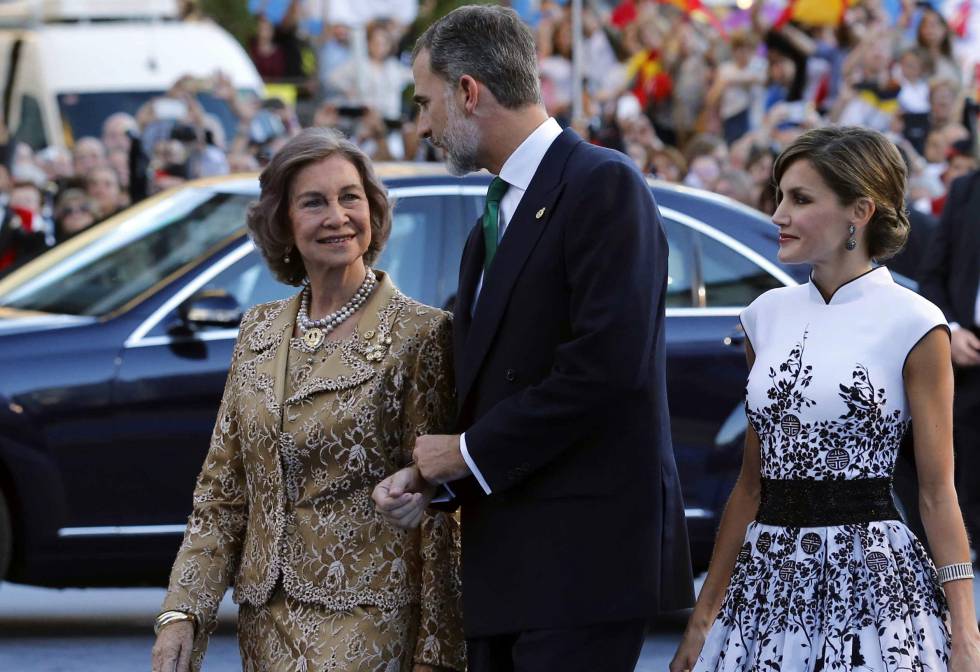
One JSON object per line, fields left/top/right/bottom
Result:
{"left": 756, "top": 478, "right": 900, "bottom": 527}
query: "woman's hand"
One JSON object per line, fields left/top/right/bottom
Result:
{"left": 372, "top": 465, "right": 436, "bottom": 529}
{"left": 150, "top": 621, "right": 194, "bottom": 672}
{"left": 950, "top": 631, "right": 980, "bottom": 672}
{"left": 669, "top": 621, "right": 709, "bottom": 672}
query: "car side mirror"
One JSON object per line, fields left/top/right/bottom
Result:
{"left": 174, "top": 289, "right": 242, "bottom": 331}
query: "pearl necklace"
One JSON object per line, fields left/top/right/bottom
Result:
{"left": 297, "top": 268, "right": 377, "bottom": 349}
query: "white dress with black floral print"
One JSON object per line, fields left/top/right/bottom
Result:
{"left": 695, "top": 267, "right": 952, "bottom": 672}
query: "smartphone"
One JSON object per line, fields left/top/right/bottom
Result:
{"left": 153, "top": 97, "right": 188, "bottom": 120}
{"left": 338, "top": 105, "right": 369, "bottom": 117}
{"left": 249, "top": 110, "right": 286, "bottom": 145}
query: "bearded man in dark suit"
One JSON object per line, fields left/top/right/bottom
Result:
{"left": 373, "top": 6, "right": 693, "bottom": 670}
{"left": 919, "top": 168, "right": 980, "bottom": 553}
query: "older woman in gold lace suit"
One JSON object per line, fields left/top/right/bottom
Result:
{"left": 150, "top": 128, "right": 464, "bottom": 672}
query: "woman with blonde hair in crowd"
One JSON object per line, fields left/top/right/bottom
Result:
{"left": 671, "top": 126, "right": 980, "bottom": 671}
{"left": 151, "top": 127, "right": 464, "bottom": 672}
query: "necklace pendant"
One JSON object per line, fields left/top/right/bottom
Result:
{"left": 303, "top": 327, "right": 325, "bottom": 350}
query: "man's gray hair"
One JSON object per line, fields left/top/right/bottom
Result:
{"left": 413, "top": 5, "right": 541, "bottom": 109}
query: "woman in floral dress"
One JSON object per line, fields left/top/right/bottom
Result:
{"left": 671, "top": 127, "right": 980, "bottom": 671}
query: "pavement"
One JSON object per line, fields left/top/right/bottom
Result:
{"left": 0, "top": 570, "right": 977, "bottom": 671}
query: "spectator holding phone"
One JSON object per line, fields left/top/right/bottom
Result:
{"left": 327, "top": 21, "right": 412, "bottom": 123}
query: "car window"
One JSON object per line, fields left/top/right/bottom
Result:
{"left": 696, "top": 230, "right": 783, "bottom": 307}
{"left": 0, "top": 190, "right": 252, "bottom": 316}
{"left": 196, "top": 253, "right": 294, "bottom": 318}
{"left": 375, "top": 196, "right": 445, "bottom": 307}
{"left": 661, "top": 218, "right": 695, "bottom": 308}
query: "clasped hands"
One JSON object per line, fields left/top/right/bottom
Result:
{"left": 372, "top": 434, "right": 469, "bottom": 529}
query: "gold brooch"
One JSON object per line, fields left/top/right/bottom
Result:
{"left": 363, "top": 331, "right": 391, "bottom": 361}
{"left": 302, "top": 327, "right": 324, "bottom": 349}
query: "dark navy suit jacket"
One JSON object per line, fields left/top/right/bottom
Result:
{"left": 919, "top": 170, "right": 980, "bottom": 332}
{"left": 450, "top": 128, "right": 694, "bottom": 637}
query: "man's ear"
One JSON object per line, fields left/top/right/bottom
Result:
{"left": 458, "top": 75, "right": 480, "bottom": 114}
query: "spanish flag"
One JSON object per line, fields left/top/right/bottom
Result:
{"left": 775, "top": 0, "right": 852, "bottom": 28}
{"left": 626, "top": 49, "right": 674, "bottom": 108}
{"left": 664, "top": 0, "right": 726, "bottom": 35}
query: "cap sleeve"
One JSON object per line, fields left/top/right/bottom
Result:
{"left": 739, "top": 299, "right": 760, "bottom": 353}
{"left": 901, "top": 295, "right": 950, "bottom": 370}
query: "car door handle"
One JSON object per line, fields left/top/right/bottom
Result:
{"left": 723, "top": 325, "right": 745, "bottom": 347}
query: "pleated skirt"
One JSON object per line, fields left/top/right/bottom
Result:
{"left": 695, "top": 520, "right": 950, "bottom": 671}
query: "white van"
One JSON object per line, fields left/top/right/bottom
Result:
{"left": 0, "top": 0, "right": 264, "bottom": 149}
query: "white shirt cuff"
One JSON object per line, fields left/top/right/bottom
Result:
{"left": 459, "top": 433, "right": 492, "bottom": 494}
{"left": 432, "top": 484, "right": 453, "bottom": 503}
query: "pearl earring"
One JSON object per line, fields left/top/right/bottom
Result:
{"left": 284, "top": 247, "right": 292, "bottom": 264}
{"left": 845, "top": 224, "right": 857, "bottom": 251}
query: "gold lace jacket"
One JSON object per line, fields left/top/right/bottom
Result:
{"left": 161, "top": 272, "right": 464, "bottom": 669}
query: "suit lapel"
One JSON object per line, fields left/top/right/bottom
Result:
{"left": 457, "top": 128, "right": 580, "bottom": 405}
{"left": 454, "top": 222, "right": 483, "bottom": 394}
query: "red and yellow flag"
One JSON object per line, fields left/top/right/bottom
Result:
{"left": 662, "top": 0, "right": 726, "bottom": 35}
{"left": 775, "top": 0, "right": 852, "bottom": 28}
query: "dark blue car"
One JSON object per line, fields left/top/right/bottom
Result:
{"left": 0, "top": 166, "right": 808, "bottom": 586}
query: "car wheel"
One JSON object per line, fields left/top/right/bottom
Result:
{"left": 0, "top": 488, "right": 11, "bottom": 580}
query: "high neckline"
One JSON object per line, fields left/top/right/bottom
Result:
{"left": 807, "top": 266, "right": 893, "bottom": 305}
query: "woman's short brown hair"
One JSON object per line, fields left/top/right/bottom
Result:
{"left": 247, "top": 127, "right": 391, "bottom": 285}
{"left": 772, "top": 126, "right": 910, "bottom": 261}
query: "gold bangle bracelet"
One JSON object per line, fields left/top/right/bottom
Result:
{"left": 154, "top": 610, "right": 196, "bottom": 636}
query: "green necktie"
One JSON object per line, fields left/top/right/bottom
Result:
{"left": 482, "top": 177, "right": 509, "bottom": 270}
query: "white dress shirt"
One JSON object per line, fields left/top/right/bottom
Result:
{"left": 459, "top": 117, "right": 564, "bottom": 495}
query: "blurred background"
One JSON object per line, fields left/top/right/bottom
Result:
{"left": 0, "top": 0, "right": 978, "bottom": 276}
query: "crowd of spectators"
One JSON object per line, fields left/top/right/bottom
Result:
{"left": 1, "top": 0, "right": 978, "bottom": 280}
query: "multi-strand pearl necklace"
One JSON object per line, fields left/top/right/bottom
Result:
{"left": 297, "top": 268, "right": 377, "bottom": 349}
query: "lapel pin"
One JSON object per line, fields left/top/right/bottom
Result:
{"left": 535, "top": 207, "right": 546, "bottom": 219}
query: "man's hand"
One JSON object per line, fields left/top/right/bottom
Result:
{"left": 372, "top": 465, "right": 434, "bottom": 529}
{"left": 413, "top": 434, "right": 470, "bottom": 484}
{"left": 951, "top": 327, "right": 980, "bottom": 367}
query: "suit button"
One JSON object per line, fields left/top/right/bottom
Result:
{"left": 285, "top": 522, "right": 297, "bottom": 535}
{"left": 505, "top": 368, "right": 517, "bottom": 382}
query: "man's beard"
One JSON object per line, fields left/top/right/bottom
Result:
{"left": 438, "top": 95, "right": 481, "bottom": 176}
